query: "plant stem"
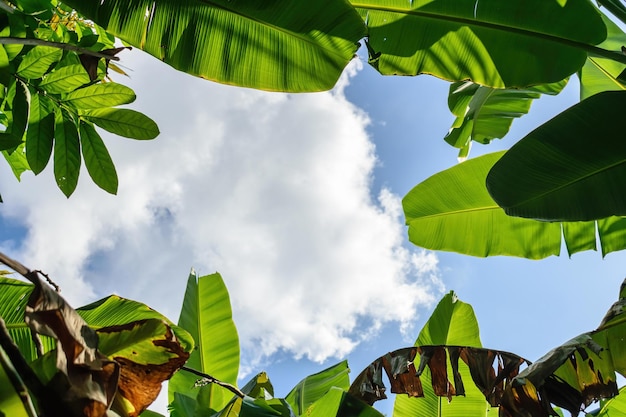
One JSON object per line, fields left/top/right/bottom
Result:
{"left": 181, "top": 366, "right": 246, "bottom": 398}
{"left": 0, "top": 37, "right": 122, "bottom": 61}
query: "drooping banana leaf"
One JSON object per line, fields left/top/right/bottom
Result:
{"left": 500, "top": 278, "right": 626, "bottom": 416}
{"left": 285, "top": 360, "right": 350, "bottom": 415}
{"left": 351, "top": 0, "right": 611, "bottom": 88}
{"left": 445, "top": 79, "right": 567, "bottom": 157}
{"left": 350, "top": 345, "right": 526, "bottom": 415}
{"left": 391, "top": 291, "right": 489, "bottom": 417}
{"left": 168, "top": 271, "right": 240, "bottom": 414}
{"left": 578, "top": 13, "right": 626, "bottom": 100}
{"left": 486, "top": 91, "right": 626, "bottom": 222}
{"left": 61, "top": 0, "right": 367, "bottom": 92}
{"left": 404, "top": 151, "right": 626, "bottom": 258}
{"left": 351, "top": 281, "right": 626, "bottom": 416}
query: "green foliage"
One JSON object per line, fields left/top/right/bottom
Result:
{"left": 351, "top": 0, "right": 608, "bottom": 87}
{"left": 487, "top": 91, "right": 626, "bottom": 222}
{"left": 445, "top": 79, "right": 567, "bottom": 158}
{"left": 61, "top": 0, "right": 367, "bottom": 93}
{"left": 168, "top": 271, "right": 240, "bottom": 415}
{"left": 0, "top": 0, "right": 158, "bottom": 199}
{"left": 285, "top": 361, "right": 350, "bottom": 415}
{"left": 404, "top": 152, "right": 626, "bottom": 258}
{"left": 393, "top": 292, "right": 489, "bottom": 417}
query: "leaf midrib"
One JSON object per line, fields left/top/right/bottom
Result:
{"left": 134, "top": 0, "right": 364, "bottom": 63}
{"left": 502, "top": 158, "right": 626, "bottom": 214}
{"left": 407, "top": 204, "right": 501, "bottom": 221}
{"left": 350, "top": 3, "right": 626, "bottom": 65}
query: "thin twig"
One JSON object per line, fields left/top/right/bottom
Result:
{"left": 0, "top": 37, "right": 122, "bottom": 61}
{"left": 181, "top": 366, "right": 246, "bottom": 398}
{"left": 0, "top": 251, "right": 35, "bottom": 283}
{"left": 0, "top": 251, "right": 60, "bottom": 291}
{"left": 33, "top": 270, "right": 60, "bottom": 293}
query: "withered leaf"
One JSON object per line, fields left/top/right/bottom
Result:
{"left": 97, "top": 319, "right": 190, "bottom": 417}
{"left": 381, "top": 348, "right": 423, "bottom": 398}
{"left": 24, "top": 276, "right": 119, "bottom": 417}
{"left": 348, "top": 358, "right": 387, "bottom": 405}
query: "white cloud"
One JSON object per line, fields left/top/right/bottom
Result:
{"left": 0, "top": 50, "right": 444, "bottom": 370}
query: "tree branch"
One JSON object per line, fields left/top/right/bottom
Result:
{"left": 181, "top": 366, "right": 246, "bottom": 398}
{"left": 0, "top": 38, "right": 122, "bottom": 61}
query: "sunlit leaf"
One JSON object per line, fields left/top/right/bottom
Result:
{"left": 62, "top": 0, "right": 366, "bottom": 92}
{"left": 39, "top": 64, "right": 91, "bottom": 94}
{"left": 169, "top": 271, "right": 239, "bottom": 413}
{"left": 445, "top": 79, "right": 567, "bottom": 153}
{"left": 16, "top": 46, "right": 62, "bottom": 79}
{"left": 64, "top": 82, "right": 136, "bottom": 109}
{"left": 82, "top": 108, "right": 159, "bottom": 140}
{"left": 578, "top": 14, "right": 626, "bottom": 100}
{"left": 25, "top": 94, "right": 54, "bottom": 175}
{"left": 405, "top": 151, "right": 626, "bottom": 258}
{"left": 53, "top": 109, "right": 81, "bottom": 197}
{"left": 79, "top": 121, "right": 118, "bottom": 194}
{"left": 285, "top": 361, "right": 350, "bottom": 415}
{"left": 2, "top": 143, "right": 30, "bottom": 180}
{"left": 393, "top": 291, "right": 488, "bottom": 417}
{"left": 305, "top": 387, "right": 383, "bottom": 417}
{"left": 352, "top": 0, "right": 608, "bottom": 88}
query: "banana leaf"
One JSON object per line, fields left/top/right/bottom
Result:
{"left": 351, "top": 0, "right": 610, "bottom": 88}
{"left": 486, "top": 91, "right": 626, "bottom": 222}
{"left": 445, "top": 79, "right": 567, "bottom": 157}
{"left": 285, "top": 360, "right": 350, "bottom": 415}
{"left": 168, "top": 271, "right": 240, "bottom": 414}
{"left": 578, "top": 13, "right": 626, "bottom": 100}
{"left": 61, "top": 0, "right": 366, "bottom": 92}
{"left": 404, "top": 151, "right": 626, "bottom": 258}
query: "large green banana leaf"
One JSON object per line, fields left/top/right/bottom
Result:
{"left": 486, "top": 91, "right": 626, "bottom": 222}
{"left": 351, "top": 0, "right": 610, "bottom": 88}
{"left": 404, "top": 152, "right": 626, "bottom": 258}
{"left": 61, "top": 0, "right": 366, "bottom": 92}
{"left": 578, "top": 13, "right": 626, "bottom": 99}
{"left": 304, "top": 387, "right": 383, "bottom": 417}
{"left": 285, "top": 360, "right": 350, "bottom": 415}
{"left": 168, "top": 271, "right": 240, "bottom": 414}
{"left": 445, "top": 79, "right": 567, "bottom": 157}
{"left": 392, "top": 291, "right": 489, "bottom": 417}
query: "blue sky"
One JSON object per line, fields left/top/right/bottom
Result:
{"left": 1, "top": 39, "right": 625, "bottom": 416}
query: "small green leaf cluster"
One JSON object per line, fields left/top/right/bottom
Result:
{"left": 0, "top": 1, "right": 159, "bottom": 200}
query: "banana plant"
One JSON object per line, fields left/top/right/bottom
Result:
{"left": 403, "top": 151, "right": 626, "bottom": 258}
{"left": 58, "top": 0, "right": 366, "bottom": 93}
{"left": 0, "top": 253, "right": 193, "bottom": 417}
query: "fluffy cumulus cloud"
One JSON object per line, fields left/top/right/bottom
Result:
{"left": 0, "top": 50, "right": 444, "bottom": 368}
